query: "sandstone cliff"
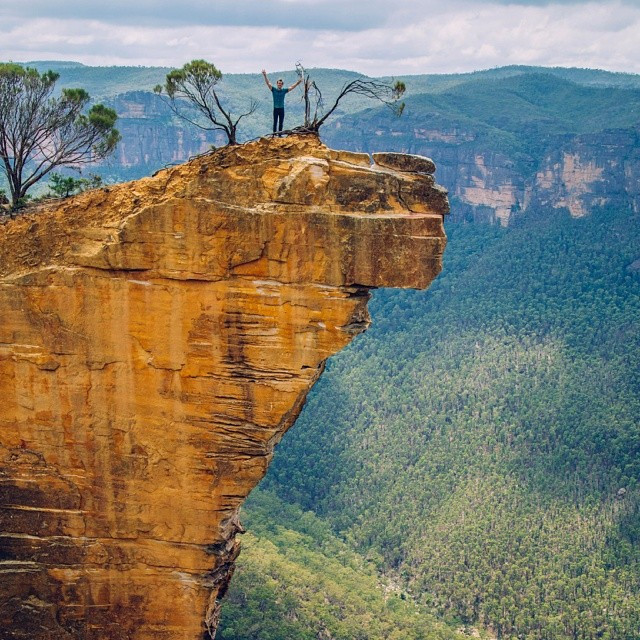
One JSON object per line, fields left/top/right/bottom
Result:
{"left": 325, "top": 122, "right": 640, "bottom": 226}
{"left": 0, "top": 136, "right": 448, "bottom": 639}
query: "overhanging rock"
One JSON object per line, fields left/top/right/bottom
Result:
{"left": 0, "top": 135, "right": 449, "bottom": 639}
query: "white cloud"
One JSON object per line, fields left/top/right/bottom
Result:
{"left": 1, "top": 1, "right": 639, "bottom": 75}
{"left": 0, "top": 0, "right": 390, "bottom": 30}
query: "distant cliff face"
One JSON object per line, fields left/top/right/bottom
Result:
{"left": 324, "top": 120, "right": 640, "bottom": 226}
{"left": 0, "top": 136, "right": 448, "bottom": 639}
{"left": 443, "top": 128, "right": 640, "bottom": 224}
{"left": 93, "top": 90, "right": 640, "bottom": 225}
{"left": 105, "top": 92, "right": 220, "bottom": 180}
{"left": 524, "top": 130, "right": 640, "bottom": 218}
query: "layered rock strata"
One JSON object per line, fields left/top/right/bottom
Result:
{"left": 326, "top": 121, "right": 640, "bottom": 225}
{"left": 0, "top": 135, "right": 448, "bottom": 639}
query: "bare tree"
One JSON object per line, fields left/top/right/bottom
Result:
{"left": 154, "top": 60, "right": 256, "bottom": 146}
{"left": 294, "top": 63, "right": 406, "bottom": 133}
{"left": 296, "top": 63, "right": 323, "bottom": 130}
{"left": 0, "top": 63, "right": 120, "bottom": 209}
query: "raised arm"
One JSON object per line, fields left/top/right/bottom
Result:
{"left": 262, "top": 69, "right": 272, "bottom": 90}
{"left": 288, "top": 78, "right": 302, "bottom": 92}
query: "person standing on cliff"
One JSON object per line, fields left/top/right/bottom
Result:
{"left": 262, "top": 70, "right": 302, "bottom": 135}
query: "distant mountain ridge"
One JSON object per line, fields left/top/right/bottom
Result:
{"left": 22, "top": 60, "right": 640, "bottom": 93}
{"left": 12, "top": 61, "right": 639, "bottom": 226}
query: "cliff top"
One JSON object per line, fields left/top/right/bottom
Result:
{"left": 0, "top": 134, "right": 448, "bottom": 280}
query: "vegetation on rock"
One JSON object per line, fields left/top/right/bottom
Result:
{"left": 295, "top": 63, "right": 405, "bottom": 133}
{"left": 154, "top": 59, "right": 257, "bottom": 145}
{"left": 0, "top": 63, "right": 119, "bottom": 209}
{"left": 47, "top": 172, "right": 103, "bottom": 198}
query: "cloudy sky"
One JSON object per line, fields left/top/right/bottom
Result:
{"left": 1, "top": 0, "right": 640, "bottom": 75}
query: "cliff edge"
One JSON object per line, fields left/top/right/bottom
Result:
{"left": 0, "top": 135, "right": 449, "bottom": 639}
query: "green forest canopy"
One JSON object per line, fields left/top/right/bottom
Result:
{"left": 256, "top": 205, "right": 640, "bottom": 640}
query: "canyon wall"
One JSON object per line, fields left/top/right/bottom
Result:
{"left": 326, "top": 122, "right": 640, "bottom": 225}
{"left": 105, "top": 92, "right": 218, "bottom": 182}
{"left": 0, "top": 136, "right": 449, "bottom": 639}
{"left": 94, "top": 90, "right": 640, "bottom": 225}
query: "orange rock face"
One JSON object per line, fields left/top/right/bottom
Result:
{"left": 0, "top": 135, "right": 448, "bottom": 639}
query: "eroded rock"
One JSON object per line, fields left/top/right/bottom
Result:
{"left": 0, "top": 135, "right": 448, "bottom": 639}
{"left": 373, "top": 151, "right": 437, "bottom": 175}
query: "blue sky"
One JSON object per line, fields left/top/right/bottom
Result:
{"left": 1, "top": 0, "right": 639, "bottom": 75}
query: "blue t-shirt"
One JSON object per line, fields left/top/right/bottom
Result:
{"left": 271, "top": 87, "right": 289, "bottom": 109}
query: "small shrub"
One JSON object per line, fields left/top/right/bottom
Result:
{"left": 48, "top": 173, "right": 104, "bottom": 199}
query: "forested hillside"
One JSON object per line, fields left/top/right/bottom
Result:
{"left": 256, "top": 206, "right": 640, "bottom": 639}
{"left": 217, "top": 490, "right": 467, "bottom": 640}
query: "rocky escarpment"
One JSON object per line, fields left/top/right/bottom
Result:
{"left": 0, "top": 136, "right": 448, "bottom": 639}
{"left": 323, "top": 95, "right": 640, "bottom": 226}
{"left": 326, "top": 123, "right": 640, "bottom": 225}
{"left": 84, "top": 84, "right": 640, "bottom": 225}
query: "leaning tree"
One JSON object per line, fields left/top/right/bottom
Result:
{"left": 0, "top": 63, "right": 120, "bottom": 209}
{"left": 295, "top": 63, "right": 406, "bottom": 133}
{"left": 154, "top": 59, "right": 256, "bottom": 146}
